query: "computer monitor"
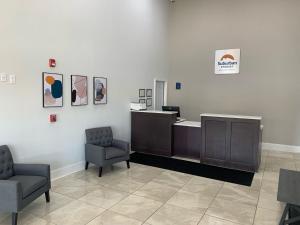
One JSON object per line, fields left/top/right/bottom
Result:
{"left": 162, "top": 106, "right": 180, "bottom": 117}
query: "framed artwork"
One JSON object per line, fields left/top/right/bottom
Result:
{"left": 71, "top": 75, "right": 88, "bottom": 106}
{"left": 146, "top": 89, "right": 152, "bottom": 97}
{"left": 93, "top": 77, "right": 107, "bottom": 105}
{"left": 146, "top": 98, "right": 152, "bottom": 107}
{"left": 139, "top": 99, "right": 146, "bottom": 104}
{"left": 139, "top": 89, "right": 145, "bottom": 98}
{"left": 43, "top": 72, "right": 63, "bottom": 108}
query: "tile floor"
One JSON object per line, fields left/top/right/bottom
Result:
{"left": 0, "top": 150, "right": 298, "bottom": 225}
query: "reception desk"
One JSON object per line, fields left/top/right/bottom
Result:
{"left": 173, "top": 121, "right": 201, "bottom": 160}
{"left": 131, "top": 111, "right": 262, "bottom": 172}
{"left": 200, "top": 113, "right": 262, "bottom": 172}
{"left": 131, "top": 110, "right": 177, "bottom": 156}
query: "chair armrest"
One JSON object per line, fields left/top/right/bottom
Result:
{"left": 85, "top": 144, "right": 105, "bottom": 164}
{"left": 112, "top": 139, "right": 129, "bottom": 152}
{"left": 14, "top": 164, "right": 51, "bottom": 181}
{"left": 0, "top": 180, "right": 22, "bottom": 212}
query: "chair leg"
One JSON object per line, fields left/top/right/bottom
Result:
{"left": 98, "top": 167, "right": 103, "bottom": 177}
{"left": 85, "top": 162, "right": 89, "bottom": 170}
{"left": 126, "top": 160, "right": 130, "bottom": 169}
{"left": 12, "top": 213, "right": 18, "bottom": 225}
{"left": 45, "top": 191, "right": 50, "bottom": 203}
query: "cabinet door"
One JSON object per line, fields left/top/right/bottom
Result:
{"left": 230, "top": 121, "right": 259, "bottom": 170}
{"left": 202, "top": 119, "right": 227, "bottom": 166}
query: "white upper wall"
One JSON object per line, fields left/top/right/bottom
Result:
{"left": 0, "top": 0, "right": 170, "bottom": 169}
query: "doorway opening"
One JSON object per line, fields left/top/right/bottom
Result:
{"left": 153, "top": 79, "right": 168, "bottom": 110}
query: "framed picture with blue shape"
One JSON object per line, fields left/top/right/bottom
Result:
{"left": 43, "top": 72, "right": 63, "bottom": 108}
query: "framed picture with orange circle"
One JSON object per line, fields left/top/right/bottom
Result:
{"left": 93, "top": 77, "right": 107, "bottom": 105}
{"left": 43, "top": 72, "right": 63, "bottom": 108}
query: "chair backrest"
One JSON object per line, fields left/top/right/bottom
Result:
{"left": 85, "top": 127, "right": 113, "bottom": 147}
{"left": 0, "top": 145, "right": 14, "bottom": 180}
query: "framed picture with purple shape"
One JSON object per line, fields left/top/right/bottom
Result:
{"left": 93, "top": 77, "right": 107, "bottom": 105}
{"left": 43, "top": 72, "right": 63, "bottom": 108}
{"left": 71, "top": 75, "right": 88, "bottom": 106}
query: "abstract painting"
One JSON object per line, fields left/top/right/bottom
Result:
{"left": 43, "top": 72, "right": 63, "bottom": 108}
{"left": 93, "top": 77, "right": 107, "bottom": 104}
{"left": 71, "top": 75, "right": 88, "bottom": 106}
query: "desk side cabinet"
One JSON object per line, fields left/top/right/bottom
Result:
{"left": 201, "top": 116, "right": 261, "bottom": 172}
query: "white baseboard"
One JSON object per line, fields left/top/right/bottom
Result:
{"left": 262, "top": 142, "right": 300, "bottom": 153}
{"left": 51, "top": 161, "right": 85, "bottom": 181}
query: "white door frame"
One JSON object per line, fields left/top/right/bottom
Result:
{"left": 153, "top": 78, "right": 168, "bottom": 110}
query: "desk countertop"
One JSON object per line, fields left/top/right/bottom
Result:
{"left": 131, "top": 110, "right": 177, "bottom": 114}
{"left": 200, "top": 113, "right": 262, "bottom": 120}
{"left": 174, "top": 121, "right": 201, "bottom": 128}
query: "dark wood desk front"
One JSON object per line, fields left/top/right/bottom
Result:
{"left": 131, "top": 111, "right": 177, "bottom": 156}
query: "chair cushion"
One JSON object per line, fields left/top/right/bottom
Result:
{"left": 105, "top": 147, "right": 126, "bottom": 160}
{"left": 9, "top": 175, "right": 47, "bottom": 198}
{"left": 0, "top": 145, "right": 14, "bottom": 180}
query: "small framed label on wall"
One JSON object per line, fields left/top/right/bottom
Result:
{"left": 215, "top": 49, "right": 240, "bottom": 75}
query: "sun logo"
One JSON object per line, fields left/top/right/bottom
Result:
{"left": 221, "top": 54, "right": 235, "bottom": 61}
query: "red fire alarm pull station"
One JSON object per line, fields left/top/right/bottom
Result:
{"left": 49, "top": 58, "right": 56, "bottom": 68}
{"left": 50, "top": 114, "right": 57, "bottom": 123}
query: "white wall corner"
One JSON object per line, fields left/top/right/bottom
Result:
{"left": 262, "top": 142, "right": 300, "bottom": 153}
{"left": 51, "top": 161, "right": 85, "bottom": 181}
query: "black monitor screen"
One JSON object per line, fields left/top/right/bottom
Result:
{"left": 162, "top": 106, "right": 180, "bottom": 117}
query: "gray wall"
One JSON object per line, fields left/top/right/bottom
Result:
{"left": 0, "top": 0, "right": 169, "bottom": 172}
{"left": 168, "top": 0, "right": 300, "bottom": 145}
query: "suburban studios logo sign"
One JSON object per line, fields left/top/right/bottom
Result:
{"left": 215, "top": 49, "right": 240, "bottom": 74}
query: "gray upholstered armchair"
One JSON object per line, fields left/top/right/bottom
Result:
{"left": 0, "top": 145, "right": 51, "bottom": 225}
{"left": 85, "top": 127, "right": 130, "bottom": 177}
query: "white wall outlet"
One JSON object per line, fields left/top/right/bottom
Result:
{"left": 9, "top": 74, "right": 16, "bottom": 84}
{"left": 0, "top": 73, "right": 7, "bottom": 82}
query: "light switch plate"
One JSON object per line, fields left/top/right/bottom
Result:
{"left": 9, "top": 74, "right": 16, "bottom": 84}
{"left": 0, "top": 73, "right": 7, "bottom": 82}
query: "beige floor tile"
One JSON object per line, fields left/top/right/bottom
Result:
{"left": 0, "top": 213, "right": 55, "bottom": 225}
{"left": 262, "top": 171, "right": 280, "bottom": 183}
{"left": 258, "top": 190, "right": 285, "bottom": 211}
{"left": 119, "top": 166, "right": 163, "bottom": 183}
{"left": 250, "top": 176, "right": 262, "bottom": 191}
{"left": 198, "top": 215, "right": 242, "bottom": 225}
{"left": 260, "top": 180, "right": 279, "bottom": 195}
{"left": 188, "top": 176, "right": 224, "bottom": 186}
{"left": 101, "top": 176, "right": 145, "bottom": 193}
{"left": 206, "top": 198, "right": 256, "bottom": 225}
{"left": 146, "top": 204, "right": 203, "bottom": 225}
{"left": 0, "top": 213, "right": 9, "bottom": 223}
{"left": 110, "top": 195, "right": 163, "bottom": 222}
{"left": 87, "top": 210, "right": 142, "bottom": 225}
{"left": 52, "top": 176, "right": 97, "bottom": 188}
{"left": 253, "top": 207, "right": 282, "bottom": 225}
{"left": 264, "top": 157, "right": 296, "bottom": 172}
{"left": 181, "top": 180, "right": 222, "bottom": 197}
{"left": 267, "top": 151, "right": 294, "bottom": 159}
{"left": 167, "top": 190, "right": 213, "bottom": 213}
{"left": 152, "top": 171, "right": 192, "bottom": 188}
{"left": 52, "top": 185, "right": 102, "bottom": 199}
{"left": 23, "top": 192, "right": 74, "bottom": 217}
{"left": 79, "top": 187, "right": 128, "bottom": 209}
{"left": 217, "top": 183, "right": 259, "bottom": 206}
{"left": 133, "top": 181, "right": 178, "bottom": 202}
{"left": 43, "top": 200, "right": 105, "bottom": 225}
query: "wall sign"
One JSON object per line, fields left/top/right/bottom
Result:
{"left": 215, "top": 49, "right": 240, "bottom": 75}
